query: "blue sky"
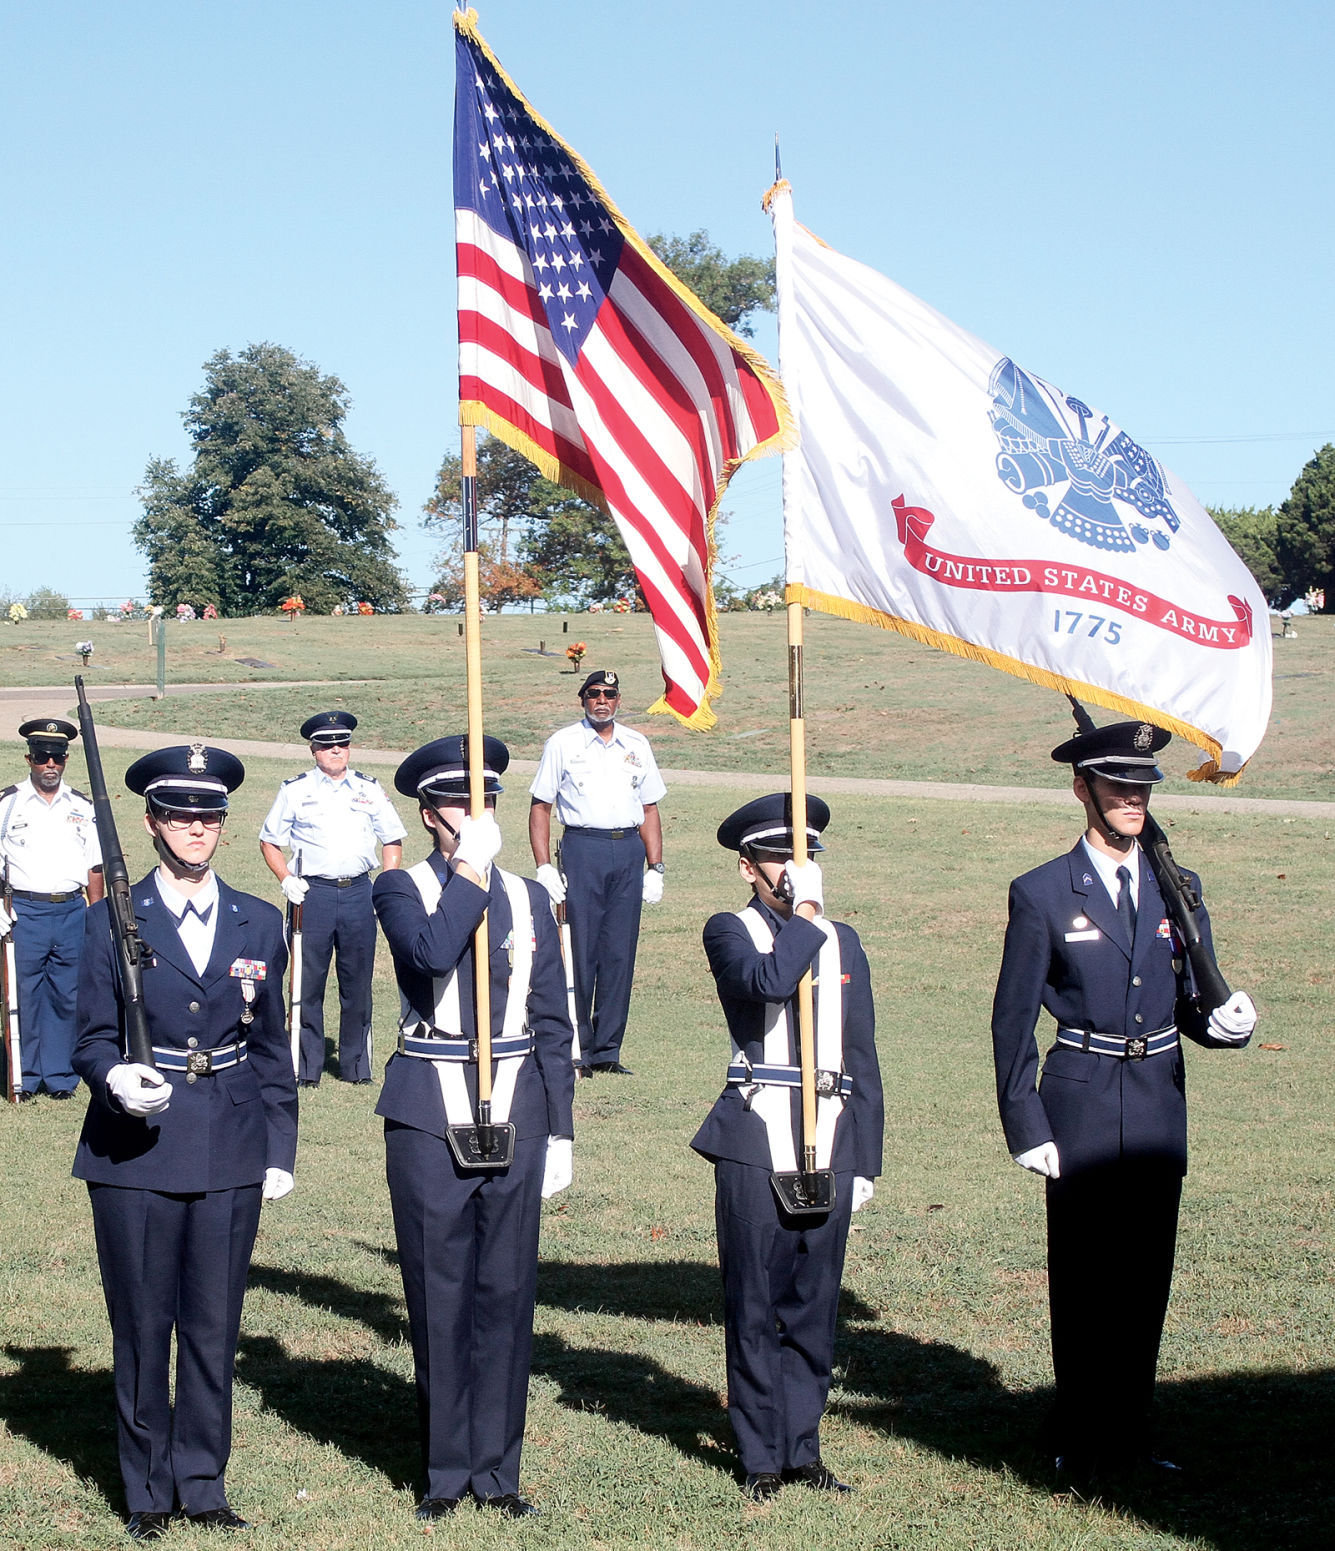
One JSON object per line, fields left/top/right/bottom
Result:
{"left": 3, "top": 1, "right": 1330, "bottom": 605}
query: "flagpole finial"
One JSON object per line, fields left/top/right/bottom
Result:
{"left": 774, "top": 134, "right": 782, "bottom": 181}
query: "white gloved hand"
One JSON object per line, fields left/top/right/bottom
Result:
{"left": 280, "top": 875, "right": 309, "bottom": 905}
{"left": 262, "top": 1167, "right": 295, "bottom": 1201}
{"left": 0, "top": 901, "right": 13, "bottom": 937}
{"left": 641, "top": 869, "right": 664, "bottom": 905}
{"left": 1209, "top": 989, "right": 1257, "bottom": 1043}
{"left": 535, "top": 863, "right": 566, "bottom": 904}
{"left": 783, "top": 859, "right": 824, "bottom": 914}
{"left": 107, "top": 1063, "right": 173, "bottom": 1117}
{"left": 851, "top": 1176, "right": 875, "bottom": 1212}
{"left": 454, "top": 814, "right": 503, "bottom": 876}
{"left": 541, "top": 1136, "right": 573, "bottom": 1199}
{"left": 1012, "top": 1141, "right": 1061, "bottom": 1179}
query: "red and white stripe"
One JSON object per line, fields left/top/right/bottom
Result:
{"left": 457, "top": 208, "right": 784, "bottom": 724}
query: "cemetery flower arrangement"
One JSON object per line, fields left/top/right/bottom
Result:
{"left": 8, "top": 603, "right": 28, "bottom": 624}
{"left": 76, "top": 639, "right": 94, "bottom": 665}
{"left": 357, "top": 602, "right": 375, "bottom": 615}
{"left": 566, "top": 640, "right": 587, "bottom": 669}
{"left": 280, "top": 595, "right": 305, "bottom": 618}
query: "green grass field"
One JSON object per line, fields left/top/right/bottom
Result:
{"left": 1, "top": 724, "right": 1331, "bottom": 1550}
{"left": 11, "top": 612, "right": 1334, "bottom": 802}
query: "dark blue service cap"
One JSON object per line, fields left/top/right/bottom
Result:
{"left": 394, "top": 735, "right": 509, "bottom": 801}
{"left": 578, "top": 669, "right": 619, "bottom": 698}
{"left": 1051, "top": 720, "right": 1170, "bottom": 784}
{"left": 301, "top": 710, "right": 358, "bottom": 745}
{"left": 126, "top": 743, "right": 245, "bottom": 811}
{"left": 716, "top": 792, "right": 830, "bottom": 855}
{"left": 19, "top": 717, "right": 78, "bottom": 747}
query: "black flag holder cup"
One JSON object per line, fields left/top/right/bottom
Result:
{"left": 770, "top": 624, "right": 836, "bottom": 1217}
{"left": 446, "top": 427, "right": 516, "bottom": 1171}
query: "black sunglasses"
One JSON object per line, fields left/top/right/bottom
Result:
{"left": 29, "top": 750, "right": 68, "bottom": 765}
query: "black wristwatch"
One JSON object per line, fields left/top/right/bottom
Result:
{"left": 647, "top": 862, "right": 665, "bottom": 874}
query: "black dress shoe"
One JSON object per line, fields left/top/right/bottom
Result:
{"left": 16, "top": 1091, "right": 35, "bottom": 1103}
{"left": 592, "top": 1061, "right": 634, "bottom": 1075}
{"left": 182, "top": 1507, "right": 249, "bottom": 1530}
{"left": 576, "top": 1065, "right": 594, "bottom": 1079}
{"left": 783, "top": 1460, "right": 852, "bottom": 1492}
{"left": 476, "top": 1493, "right": 540, "bottom": 1518}
{"left": 744, "top": 1472, "right": 784, "bottom": 1501}
{"left": 415, "top": 1497, "right": 462, "bottom": 1519}
{"left": 126, "top": 1511, "right": 174, "bottom": 1541}
{"left": 47, "top": 1089, "right": 74, "bottom": 1100}
{"left": 297, "top": 1080, "right": 318, "bottom": 1089}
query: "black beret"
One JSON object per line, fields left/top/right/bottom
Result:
{"left": 1051, "top": 720, "right": 1170, "bottom": 784}
{"left": 578, "top": 669, "right": 620, "bottom": 698}
{"left": 126, "top": 744, "right": 245, "bottom": 811}
{"left": 394, "top": 735, "right": 509, "bottom": 800}
{"left": 301, "top": 710, "right": 358, "bottom": 745}
{"left": 716, "top": 792, "right": 830, "bottom": 854}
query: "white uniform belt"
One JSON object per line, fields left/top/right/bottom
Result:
{"left": 727, "top": 1060, "right": 852, "bottom": 1097}
{"left": 397, "top": 1025, "right": 534, "bottom": 1061}
{"left": 1055, "top": 1025, "right": 1178, "bottom": 1060}
{"left": 153, "top": 1040, "right": 247, "bottom": 1075}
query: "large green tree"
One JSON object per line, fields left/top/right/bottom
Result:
{"left": 424, "top": 230, "right": 775, "bottom": 605}
{"left": 1275, "top": 443, "right": 1335, "bottom": 609}
{"left": 1209, "top": 506, "right": 1284, "bottom": 605}
{"left": 135, "top": 343, "right": 408, "bottom": 615}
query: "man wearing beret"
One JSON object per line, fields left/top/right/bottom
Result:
{"left": 259, "top": 711, "right": 405, "bottom": 1086}
{"left": 696, "top": 793, "right": 883, "bottom": 1501}
{"left": 0, "top": 718, "right": 104, "bottom": 1100}
{"left": 373, "top": 734, "right": 575, "bottom": 1520}
{"left": 992, "top": 717, "right": 1257, "bottom": 1482}
{"left": 72, "top": 744, "right": 298, "bottom": 1539}
{"left": 529, "top": 669, "right": 666, "bottom": 1076}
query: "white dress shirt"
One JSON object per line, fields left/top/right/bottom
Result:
{"left": 0, "top": 779, "right": 102, "bottom": 892}
{"left": 1079, "top": 835, "right": 1140, "bottom": 912}
{"left": 259, "top": 767, "right": 406, "bottom": 878}
{"left": 156, "top": 869, "right": 219, "bottom": 977}
{"left": 530, "top": 719, "right": 667, "bottom": 829}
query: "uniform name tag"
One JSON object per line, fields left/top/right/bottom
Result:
{"left": 229, "top": 958, "right": 267, "bottom": 980}
{"left": 1064, "top": 929, "right": 1101, "bottom": 942}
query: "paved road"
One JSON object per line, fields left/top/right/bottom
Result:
{"left": 2, "top": 682, "right": 1330, "bottom": 818}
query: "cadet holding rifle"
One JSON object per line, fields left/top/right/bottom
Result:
{"left": 991, "top": 713, "right": 1256, "bottom": 1485}
{"left": 71, "top": 731, "right": 297, "bottom": 1542}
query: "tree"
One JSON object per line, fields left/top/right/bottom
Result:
{"left": 425, "top": 231, "right": 775, "bottom": 606}
{"left": 1209, "top": 507, "right": 1285, "bottom": 605}
{"left": 134, "top": 343, "right": 408, "bottom": 615}
{"left": 23, "top": 585, "right": 73, "bottom": 620}
{"left": 431, "top": 540, "right": 544, "bottom": 613}
{"left": 1275, "top": 443, "right": 1335, "bottom": 610}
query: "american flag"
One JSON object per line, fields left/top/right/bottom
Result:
{"left": 453, "top": 12, "right": 789, "bottom": 728}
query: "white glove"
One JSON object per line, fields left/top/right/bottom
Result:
{"left": 0, "top": 901, "right": 12, "bottom": 937}
{"left": 1209, "top": 990, "right": 1257, "bottom": 1043}
{"left": 107, "top": 1063, "right": 173, "bottom": 1117}
{"left": 1012, "top": 1141, "right": 1061, "bottom": 1179}
{"left": 281, "top": 875, "right": 309, "bottom": 905}
{"left": 262, "top": 1167, "right": 295, "bottom": 1201}
{"left": 851, "top": 1176, "right": 875, "bottom": 1212}
{"left": 535, "top": 863, "right": 566, "bottom": 904}
{"left": 541, "top": 1136, "right": 573, "bottom": 1199}
{"left": 641, "top": 869, "right": 664, "bottom": 905}
{"left": 783, "top": 859, "right": 824, "bottom": 914}
{"left": 453, "top": 814, "right": 503, "bottom": 876}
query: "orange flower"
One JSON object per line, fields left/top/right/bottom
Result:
{"left": 280, "top": 595, "right": 305, "bottom": 613}
{"left": 357, "top": 601, "right": 374, "bottom": 615}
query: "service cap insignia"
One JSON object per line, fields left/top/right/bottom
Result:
{"left": 187, "top": 742, "right": 209, "bottom": 773}
{"left": 1133, "top": 723, "right": 1155, "bottom": 751}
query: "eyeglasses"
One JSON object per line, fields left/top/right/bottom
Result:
{"left": 583, "top": 690, "right": 619, "bottom": 702}
{"left": 29, "top": 752, "right": 67, "bottom": 765}
{"left": 157, "top": 811, "right": 226, "bottom": 831}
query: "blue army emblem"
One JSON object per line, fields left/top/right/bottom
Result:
{"left": 988, "top": 357, "right": 1181, "bottom": 555}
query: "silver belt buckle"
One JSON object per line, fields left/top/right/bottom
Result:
{"left": 1126, "top": 1036, "right": 1148, "bottom": 1061}
{"left": 814, "top": 1069, "right": 839, "bottom": 1097}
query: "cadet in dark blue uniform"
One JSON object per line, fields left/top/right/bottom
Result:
{"left": 259, "top": 711, "right": 405, "bottom": 1086}
{"left": 992, "top": 720, "right": 1257, "bottom": 1480}
{"left": 372, "top": 735, "right": 575, "bottom": 1520}
{"left": 72, "top": 745, "right": 298, "bottom": 1540}
{"left": 695, "top": 794, "right": 883, "bottom": 1500}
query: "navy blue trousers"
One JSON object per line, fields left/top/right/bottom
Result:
{"left": 561, "top": 827, "right": 644, "bottom": 1066}
{"left": 12, "top": 895, "right": 85, "bottom": 1094}
{"left": 88, "top": 1182, "right": 263, "bottom": 1515}
{"left": 296, "top": 876, "right": 374, "bottom": 1083}
{"left": 714, "top": 1159, "right": 854, "bottom": 1476}
{"left": 385, "top": 1122, "right": 545, "bottom": 1501}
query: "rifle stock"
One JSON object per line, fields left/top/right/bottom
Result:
{"left": 1138, "top": 811, "right": 1231, "bottom": 1011}
{"left": 74, "top": 677, "right": 156, "bottom": 1069}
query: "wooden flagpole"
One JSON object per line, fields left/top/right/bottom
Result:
{"left": 787, "top": 603, "right": 820, "bottom": 1186}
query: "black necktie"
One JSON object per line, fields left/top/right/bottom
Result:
{"left": 183, "top": 900, "right": 213, "bottom": 925}
{"left": 1115, "top": 865, "right": 1136, "bottom": 947}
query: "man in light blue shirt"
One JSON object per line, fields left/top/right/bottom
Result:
{"left": 259, "top": 711, "right": 406, "bottom": 1086}
{"left": 529, "top": 670, "right": 665, "bottom": 1076}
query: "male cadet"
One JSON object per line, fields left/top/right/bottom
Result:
{"left": 259, "top": 711, "right": 405, "bottom": 1086}
{"left": 991, "top": 719, "right": 1258, "bottom": 1482}
{"left": 0, "top": 718, "right": 104, "bottom": 1099}
{"left": 695, "top": 794, "right": 883, "bottom": 1501}
{"left": 372, "top": 735, "right": 574, "bottom": 1520}
{"left": 72, "top": 745, "right": 297, "bottom": 1540}
{"left": 529, "top": 668, "right": 665, "bottom": 1076}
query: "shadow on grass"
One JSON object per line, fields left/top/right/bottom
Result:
{"left": 247, "top": 1262, "right": 408, "bottom": 1345}
{"left": 0, "top": 1345, "right": 121, "bottom": 1507}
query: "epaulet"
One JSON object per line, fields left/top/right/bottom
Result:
{"left": 282, "top": 772, "right": 306, "bottom": 786}
{"left": 352, "top": 770, "right": 379, "bottom": 784}
{"left": 0, "top": 784, "right": 17, "bottom": 799}
{"left": 68, "top": 788, "right": 92, "bottom": 802}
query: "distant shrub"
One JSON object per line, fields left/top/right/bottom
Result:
{"left": 24, "top": 586, "right": 71, "bottom": 620}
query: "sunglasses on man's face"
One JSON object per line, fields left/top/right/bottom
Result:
{"left": 29, "top": 751, "right": 68, "bottom": 765}
{"left": 583, "top": 690, "right": 619, "bottom": 702}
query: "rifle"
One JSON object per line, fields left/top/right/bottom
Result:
{"left": 1138, "top": 811, "right": 1231, "bottom": 1012}
{"left": 552, "top": 841, "right": 580, "bottom": 1064}
{"left": 286, "top": 862, "right": 304, "bottom": 1077}
{"left": 1, "top": 865, "right": 21, "bottom": 1103}
{"left": 74, "top": 677, "right": 156, "bottom": 1069}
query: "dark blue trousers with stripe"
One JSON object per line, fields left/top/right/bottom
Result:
{"left": 13, "top": 895, "right": 85, "bottom": 1095}
{"left": 561, "top": 827, "right": 644, "bottom": 1067}
{"left": 296, "top": 875, "right": 375, "bottom": 1083}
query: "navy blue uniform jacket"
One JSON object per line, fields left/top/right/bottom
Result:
{"left": 372, "top": 854, "right": 575, "bottom": 1141}
{"left": 72, "top": 874, "right": 297, "bottom": 1192}
{"left": 992, "top": 844, "right": 1241, "bottom": 1175}
{"left": 694, "top": 899, "right": 883, "bottom": 1178}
